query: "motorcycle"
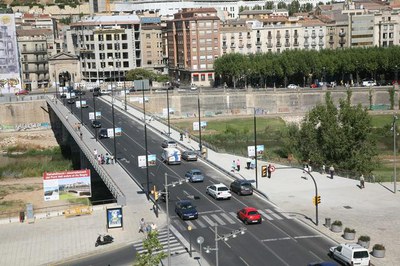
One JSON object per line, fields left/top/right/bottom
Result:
{"left": 95, "top": 234, "right": 114, "bottom": 247}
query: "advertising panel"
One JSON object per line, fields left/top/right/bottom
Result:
{"left": 193, "top": 121, "right": 207, "bottom": 131}
{"left": 107, "top": 207, "right": 123, "bottom": 229}
{"left": 76, "top": 100, "right": 87, "bottom": 108}
{"left": 89, "top": 112, "right": 102, "bottom": 120}
{"left": 138, "top": 154, "right": 156, "bottom": 168}
{"left": 43, "top": 170, "right": 91, "bottom": 201}
{"left": 0, "top": 14, "right": 22, "bottom": 94}
{"left": 247, "top": 145, "right": 265, "bottom": 158}
{"left": 106, "top": 127, "right": 122, "bottom": 138}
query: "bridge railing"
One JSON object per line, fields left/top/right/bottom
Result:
{"left": 46, "top": 97, "right": 126, "bottom": 206}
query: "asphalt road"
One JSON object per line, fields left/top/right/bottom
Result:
{"left": 64, "top": 92, "right": 337, "bottom": 266}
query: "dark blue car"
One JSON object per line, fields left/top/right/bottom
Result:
{"left": 175, "top": 200, "right": 198, "bottom": 220}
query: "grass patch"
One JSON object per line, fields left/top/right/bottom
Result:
{"left": 0, "top": 200, "right": 25, "bottom": 212}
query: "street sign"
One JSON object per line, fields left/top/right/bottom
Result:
{"left": 269, "top": 165, "right": 276, "bottom": 172}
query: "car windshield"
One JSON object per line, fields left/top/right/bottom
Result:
{"left": 248, "top": 211, "right": 258, "bottom": 215}
{"left": 193, "top": 171, "right": 201, "bottom": 175}
{"left": 241, "top": 183, "right": 251, "bottom": 188}
{"left": 218, "top": 187, "right": 229, "bottom": 191}
{"left": 181, "top": 203, "right": 194, "bottom": 209}
{"left": 354, "top": 251, "right": 369, "bottom": 259}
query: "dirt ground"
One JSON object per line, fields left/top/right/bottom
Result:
{"left": 0, "top": 130, "right": 67, "bottom": 214}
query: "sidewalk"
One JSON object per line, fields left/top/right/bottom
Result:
{"left": 110, "top": 95, "right": 400, "bottom": 266}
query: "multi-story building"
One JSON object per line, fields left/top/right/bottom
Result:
{"left": 166, "top": 8, "right": 220, "bottom": 86}
{"left": 140, "top": 17, "right": 167, "bottom": 74}
{"left": 68, "top": 15, "right": 141, "bottom": 84}
{"left": 17, "top": 29, "right": 53, "bottom": 90}
{"left": 374, "top": 9, "right": 400, "bottom": 47}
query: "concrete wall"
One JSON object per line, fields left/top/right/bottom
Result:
{"left": 131, "top": 88, "right": 397, "bottom": 118}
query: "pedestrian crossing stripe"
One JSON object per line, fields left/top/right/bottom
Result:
{"left": 133, "top": 229, "right": 187, "bottom": 255}
{"left": 172, "top": 208, "right": 294, "bottom": 229}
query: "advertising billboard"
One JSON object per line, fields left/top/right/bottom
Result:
{"left": 193, "top": 121, "right": 207, "bottom": 131}
{"left": 0, "top": 14, "right": 22, "bottom": 94}
{"left": 43, "top": 170, "right": 91, "bottom": 201}
{"left": 247, "top": 145, "right": 265, "bottom": 158}
{"left": 89, "top": 112, "right": 102, "bottom": 120}
{"left": 107, "top": 207, "right": 123, "bottom": 229}
{"left": 138, "top": 154, "right": 156, "bottom": 168}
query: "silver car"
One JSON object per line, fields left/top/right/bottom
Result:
{"left": 182, "top": 151, "right": 198, "bottom": 161}
{"left": 185, "top": 169, "right": 204, "bottom": 182}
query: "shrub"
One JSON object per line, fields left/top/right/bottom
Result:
{"left": 358, "top": 235, "right": 370, "bottom": 242}
{"left": 373, "top": 244, "right": 385, "bottom": 250}
{"left": 344, "top": 227, "right": 355, "bottom": 233}
{"left": 332, "top": 220, "right": 342, "bottom": 226}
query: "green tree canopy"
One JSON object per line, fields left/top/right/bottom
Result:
{"left": 284, "top": 92, "right": 378, "bottom": 174}
{"left": 134, "top": 230, "right": 167, "bottom": 266}
{"left": 126, "top": 68, "right": 155, "bottom": 81}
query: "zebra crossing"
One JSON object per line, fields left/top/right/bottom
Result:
{"left": 133, "top": 229, "right": 187, "bottom": 255}
{"left": 172, "top": 208, "right": 293, "bottom": 231}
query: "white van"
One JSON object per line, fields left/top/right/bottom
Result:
{"left": 161, "top": 148, "right": 181, "bottom": 165}
{"left": 330, "top": 243, "right": 370, "bottom": 266}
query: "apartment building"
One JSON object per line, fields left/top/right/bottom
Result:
{"left": 68, "top": 15, "right": 141, "bottom": 83}
{"left": 374, "top": 9, "right": 400, "bottom": 47}
{"left": 166, "top": 8, "right": 220, "bottom": 86}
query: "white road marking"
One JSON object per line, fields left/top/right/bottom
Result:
{"left": 266, "top": 209, "right": 283, "bottom": 220}
{"left": 202, "top": 215, "right": 216, "bottom": 226}
{"left": 211, "top": 214, "right": 226, "bottom": 225}
{"left": 239, "top": 256, "right": 250, "bottom": 266}
{"left": 258, "top": 210, "right": 274, "bottom": 220}
{"left": 220, "top": 213, "right": 236, "bottom": 224}
{"left": 186, "top": 220, "right": 197, "bottom": 230}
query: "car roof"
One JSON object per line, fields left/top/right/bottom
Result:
{"left": 243, "top": 207, "right": 258, "bottom": 212}
{"left": 213, "top": 183, "right": 228, "bottom": 188}
{"left": 177, "top": 200, "right": 192, "bottom": 205}
{"left": 234, "top": 180, "right": 251, "bottom": 184}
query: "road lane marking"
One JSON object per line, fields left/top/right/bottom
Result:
{"left": 239, "top": 257, "right": 250, "bottom": 266}
{"left": 261, "top": 237, "right": 291, "bottom": 242}
{"left": 294, "top": 235, "right": 322, "bottom": 239}
{"left": 258, "top": 210, "right": 274, "bottom": 220}
{"left": 266, "top": 209, "right": 283, "bottom": 220}
{"left": 274, "top": 208, "right": 294, "bottom": 219}
{"left": 194, "top": 219, "right": 206, "bottom": 228}
{"left": 228, "top": 211, "right": 241, "bottom": 221}
{"left": 211, "top": 214, "right": 226, "bottom": 225}
{"left": 220, "top": 213, "right": 236, "bottom": 224}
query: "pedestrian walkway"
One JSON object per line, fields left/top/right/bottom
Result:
{"left": 107, "top": 95, "right": 400, "bottom": 266}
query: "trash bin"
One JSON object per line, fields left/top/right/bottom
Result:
{"left": 325, "top": 217, "right": 331, "bottom": 228}
{"left": 19, "top": 211, "right": 25, "bottom": 223}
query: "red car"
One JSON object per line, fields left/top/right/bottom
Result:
{"left": 15, "top": 89, "right": 29, "bottom": 95}
{"left": 237, "top": 207, "right": 262, "bottom": 224}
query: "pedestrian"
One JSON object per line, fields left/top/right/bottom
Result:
{"left": 329, "top": 165, "right": 335, "bottom": 179}
{"left": 80, "top": 132, "right": 82, "bottom": 140}
{"left": 110, "top": 155, "right": 114, "bottom": 164}
{"left": 322, "top": 164, "right": 326, "bottom": 174}
{"left": 105, "top": 153, "right": 110, "bottom": 164}
{"left": 138, "top": 218, "right": 146, "bottom": 233}
{"left": 180, "top": 132, "right": 183, "bottom": 141}
{"left": 246, "top": 158, "right": 251, "bottom": 169}
{"left": 302, "top": 164, "right": 308, "bottom": 179}
{"left": 231, "top": 160, "right": 236, "bottom": 172}
{"left": 236, "top": 159, "right": 241, "bottom": 172}
{"left": 360, "top": 174, "right": 365, "bottom": 189}
{"left": 94, "top": 148, "right": 98, "bottom": 159}
{"left": 250, "top": 158, "right": 256, "bottom": 169}
{"left": 65, "top": 115, "right": 68, "bottom": 121}
{"left": 97, "top": 154, "right": 102, "bottom": 164}
{"left": 101, "top": 154, "right": 105, "bottom": 164}
{"left": 77, "top": 123, "right": 81, "bottom": 131}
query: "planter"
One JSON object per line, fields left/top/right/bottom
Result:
{"left": 372, "top": 248, "right": 386, "bottom": 258}
{"left": 358, "top": 240, "right": 370, "bottom": 249}
{"left": 344, "top": 232, "right": 356, "bottom": 240}
{"left": 331, "top": 225, "right": 342, "bottom": 233}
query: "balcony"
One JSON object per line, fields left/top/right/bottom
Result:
{"left": 267, "top": 42, "right": 273, "bottom": 48}
{"left": 256, "top": 33, "right": 261, "bottom": 38}
{"left": 311, "top": 33, "right": 316, "bottom": 38}
{"left": 238, "top": 34, "right": 243, "bottom": 40}
{"left": 230, "top": 43, "right": 236, "bottom": 48}
{"left": 304, "top": 32, "right": 309, "bottom": 38}
{"left": 256, "top": 41, "right": 262, "bottom": 46}
{"left": 247, "top": 34, "right": 251, "bottom": 39}
{"left": 293, "top": 42, "right": 299, "bottom": 47}
{"left": 246, "top": 43, "right": 252, "bottom": 48}
{"left": 285, "top": 33, "right": 290, "bottom": 38}
{"left": 222, "top": 44, "right": 227, "bottom": 49}
{"left": 319, "top": 31, "right": 324, "bottom": 37}
{"left": 276, "top": 42, "right": 282, "bottom": 47}
{"left": 339, "top": 38, "right": 346, "bottom": 45}
{"left": 21, "top": 49, "right": 47, "bottom": 54}
{"left": 285, "top": 42, "right": 290, "bottom": 47}
{"left": 23, "top": 67, "right": 49, "bottom": 73}
{"left": 339, "top": 31, "right": 346, "bottom": 37}
{"left": 267, "top": 35, "right": 272, "bottom": 40}
{"left": 294, "top": 33, "right": 299, "bottom": 38}
{"left": 238, "top": 44, "right": 244, "bottom": 48}
{"left": 222, "top": 35, "right": 226, "bottom": 40}
{"left": 304, "top": 42, "right": 309, "bottom": 48}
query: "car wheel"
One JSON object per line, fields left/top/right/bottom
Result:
{"left": 244, "top": 219, "right": 249, "bottom": 225}
{"left": 238, "top": 190, "right": 241, "bottom": 196}
{"left": 258, "top": 219, "right": 262, "bottom": 224}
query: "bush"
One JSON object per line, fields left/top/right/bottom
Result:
{"left": 373, "top": 244, "right": 385, "bottom": 250}
{"left": 332, "top": 220, "right": 342, "bottom": 226}
{"left": 344, "top": 227, "right": 355, "bottom": 233}
{"left": 358, "top": 235, "right": 370, "bottom": 242}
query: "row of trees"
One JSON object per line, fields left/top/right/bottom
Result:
{"left": 214, "top": 47, "right": 400, "bottom": 89}
{"left": 239, "top": 0, "right": 315, "bottom": 15}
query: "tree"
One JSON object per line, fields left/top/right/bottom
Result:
{"left": 134, "top": 230, "right": 167, "bottom": 266}
{"left": 284, "top": 92, "right": 378, "bottom": 174}
{"left": 277, "top": 2, "right": 287, "bottom": 9}
{"left": 265, "top": 1, "right": 274, "bottom": 9}
{"left": 126, "top": 68, "right": 155, "bottom": 81}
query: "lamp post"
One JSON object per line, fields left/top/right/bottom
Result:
{"left": 141, "top": 79, "right": 150, "bottom": 199}
{"left": 111, "top": 57, "right": 117, "bottom": 162}
{"left": 393, "top": 115, "right": 398, "bottom": 193}
{"left": 197, "top": 89, "right": 202, "bottom": 152}
{"left": 253, "top": 107, "right": 258, "bottom": 189}
{"left": 93, "top": 91, "right": 98, "bottom": 141}
{"left": 204, "top": 224, "right": 246, "bottom": 266}
{"left": 166, "top": 87, "right": 171, "bottom": 136}
{"left": 188, "top": 225, "right": 192, "bottom": 257}
{"left": 161, "top": 173, "right": 189, "bottom": 266}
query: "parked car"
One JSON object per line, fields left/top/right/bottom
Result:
{"left": 185, "top": 169, "right": 204, "bottom": 182}
{"left": 237, "top": 207, "right": 262, "bottom": 224}
{"left": 15, "top": 89, "right": 29, "bottom": 95}
{"left": 230, "top": 180, "right": 253, "bottom": 195}
{"left": 60, "top": 94, "right": 67, "bottom": 98}
{"left": 206, "top": 183, "right": 231, "bottom": 200}
{"left": 67, "top": 98, "right": 75, "bottom": 104}
{"left": 329, "top": 243, "right": 370, "bottom": 266}
{"left": 362, "top": 80, "right": 377, "bottom": 87}
{"left": 91, "top": 120, "right": 102, "bottom": 128}
{"left": 182, "top": 150, "right": 198, "bottom": 161}
{"left": 161, "top": 139, "right": 177, "bottom": 148}
{"left": 287, "top": 84, "right": 298, "bottom": 89}
{"left": 99, "top": 128, "right": 109, "bottom": 139}
{"left": 175, "top": 200, "right": 198, "bottom": 220}
{"left": 190, "top": 84, "right": 198, "bottom": 90}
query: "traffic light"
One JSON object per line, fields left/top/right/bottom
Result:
{"left": 261, "top": 165, "right": 267, "bottom": 177}
{"left": 313, "top": 196, "right": 321, "bottom": 206}
{"left": 312, "top": 196, "right": 316, "bottom": 205}
{"left": 317, "top": 195, "right": 321, "bottom": 204}
{"left": 151, "top": 185, "right": 159, "bottom": 201}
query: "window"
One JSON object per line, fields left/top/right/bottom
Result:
{"left": 201, "top": 74, "right": 205, "bottom": 81}
{"left": 107, "top": 44, "right": 112, "bottom": 49}
{"left": 106, "top": 34, "right": 112, "bottom": 41}
{"left": 122, "top": 43, "right": 128, "bottom": 49}
{"left": 146, "top": 34, "right": 151, "bottom": 39}
{"left": 122, "top": 34, "right": 127, "bottom": 40}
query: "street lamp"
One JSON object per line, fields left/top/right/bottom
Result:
{"left": 203, "top": 224, "right": 246, "bottom": 266}
{"left": 188, "top": 225, "right": 192, "bottom": 257}
{"left": 393, "top": 115, "right": 398, "bottom": 193}
{"left": 197, "top": 89, "right": 202, "bottom": 152}
{"left": 110, "top": 56, "right": 117, "bottom": 162}
{"left": 253, "top": 107, "right": 258, "bottom": 189}
{"left": 160, "top": 173, "right": 189, "bottom": 266}
{"left": 166, "top": 87, "right": 171, "bottom": 136}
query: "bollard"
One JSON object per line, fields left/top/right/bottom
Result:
{"left": 325, "top": 217, "right": 331, "bottom": 228}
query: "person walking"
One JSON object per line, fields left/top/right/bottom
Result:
{"left": 94, "top": 149, "right": 98, "bottom": 159}
{"left": 236, "top": 159, "right": 241, "bottom": 172}
{"left": 329, "top": 165, "right": 335, "bottom": 179}
{"left": 322, "top": 164, "right": 326, "bottom": 174}
{"left": 360, "top": 174, "right": 365, "bottom": 189}
{"left": 138, "top": 218, "right": 146, "bottom": 233}
{"left": 231, "top": 160, "right": 236, "bottom": 172}
{"left": 267, "top": 164, "right": 272, "bottom": 178}
{"left": 246, "top": 158, "right": 251, "bottom": 169}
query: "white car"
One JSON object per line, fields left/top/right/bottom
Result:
{"left": 287, "top": 84, "right": 298, "bottom": 89}
{"left": 190, "top": 84, "right": 198, "bottom": 90}
{"left": 206, "top": 183, "right": 231, "bottom": 200}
